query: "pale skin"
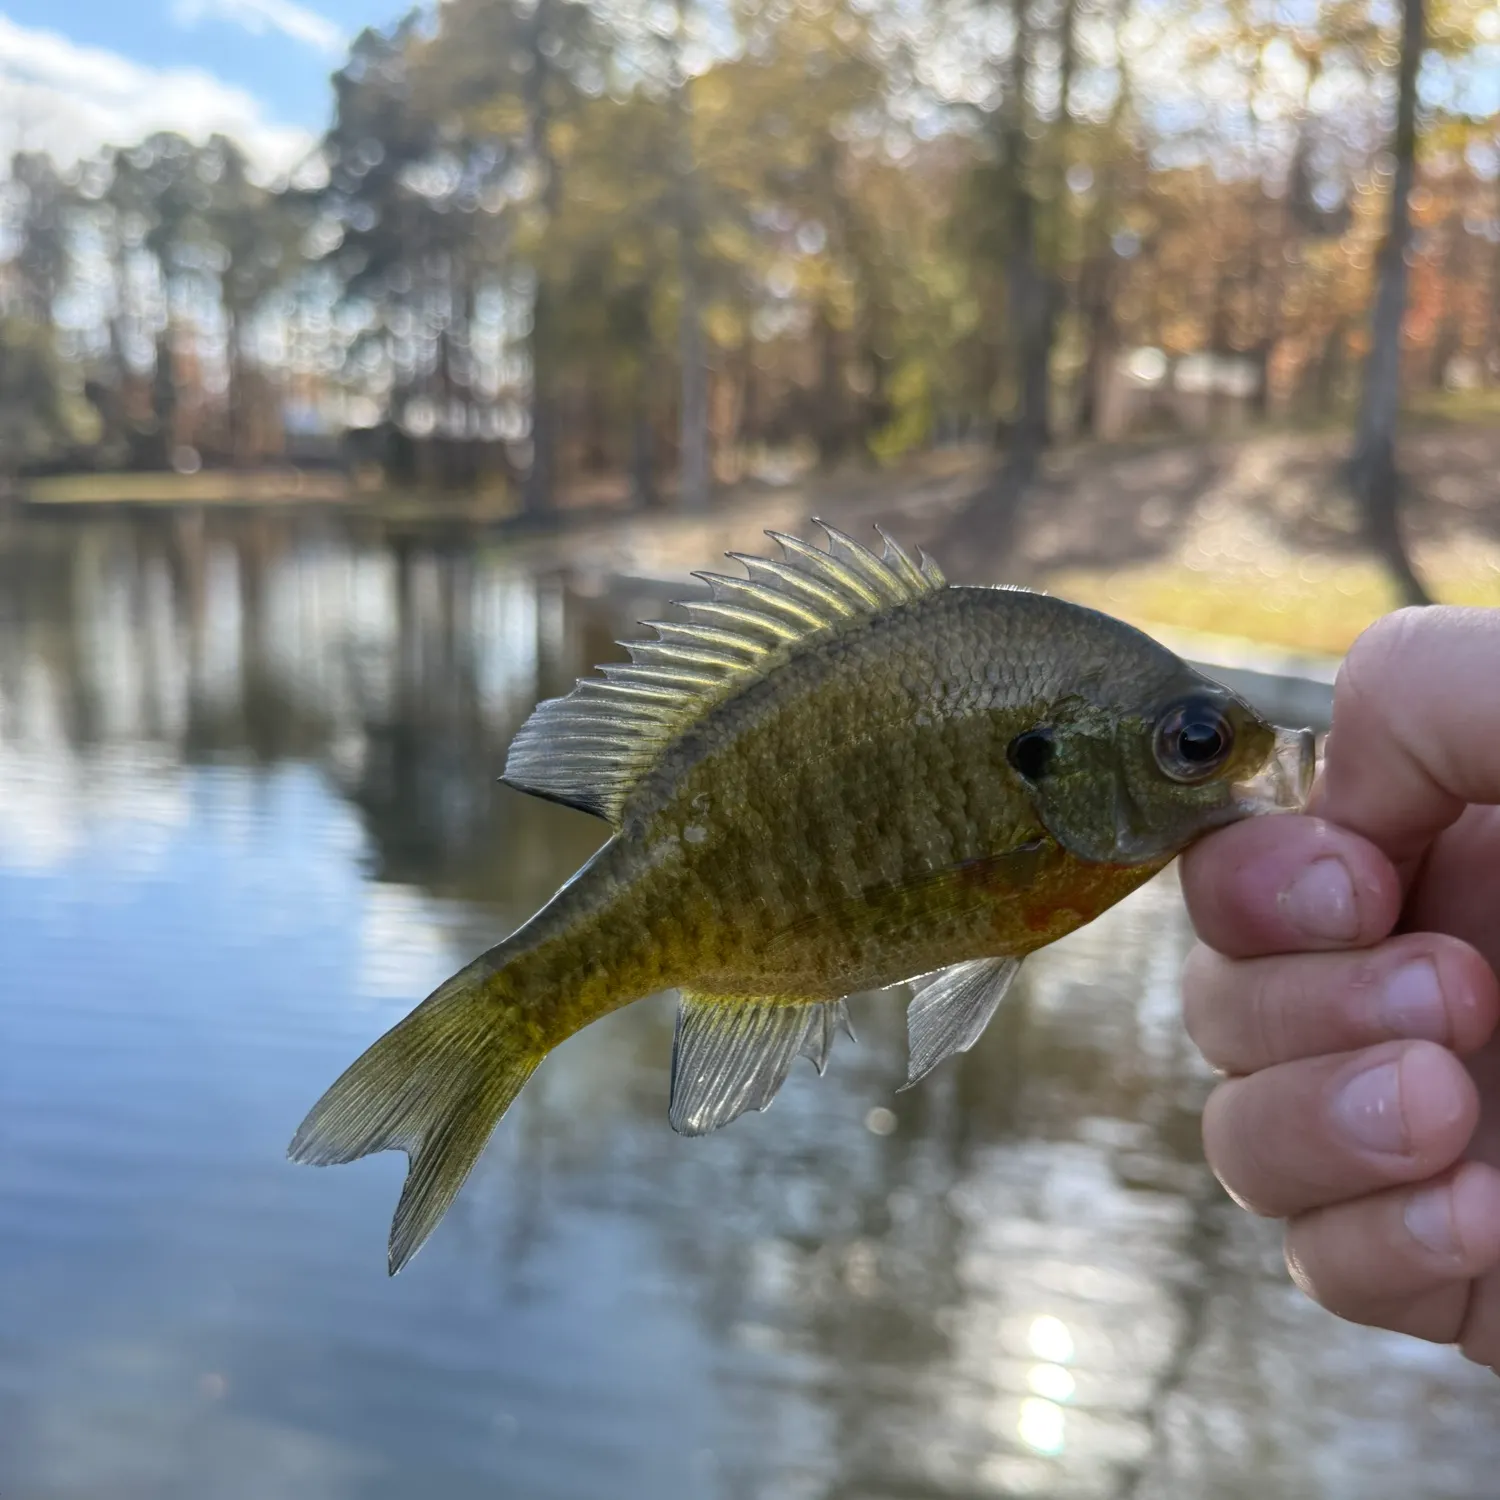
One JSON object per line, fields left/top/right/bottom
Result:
{"left": 1180, "top": 606, "right": 1500, "bottom": 1369}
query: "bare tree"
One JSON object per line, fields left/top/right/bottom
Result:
{"left": 521, "top": 0, "right": 564, "bottom": 519}
{"left": 1347, "top": 0, "right": 1431, "bottom": 606}
{"left": 672, "top": 0, "right": 711, "bottom": 512}
{"left": 956, "top": 0, "right": 1074, "bottom": 558}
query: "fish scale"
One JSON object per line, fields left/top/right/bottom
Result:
{"left": 290, "top": 524, "right": 1314, "bottom": 1273}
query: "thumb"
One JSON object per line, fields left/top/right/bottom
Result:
{"left": 1312, "top": 607, "right": 1500, "bottom": 868}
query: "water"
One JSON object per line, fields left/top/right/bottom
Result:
{"left": 0, "top": 506, "right": 1494, "bottom": 1500}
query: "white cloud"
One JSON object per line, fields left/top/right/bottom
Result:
{"left": 172, "top": 0, "right": 345, "bottom": 58}
{"left": 0, "top": 14, "right": 316, "bottom": 179}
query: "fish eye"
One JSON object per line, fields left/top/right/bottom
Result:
{"left": 1007, "top": 727, "right": 1054, "bottom": 781}
{"left": 1154, "top": 699, "right": 1233, "bottom": 782}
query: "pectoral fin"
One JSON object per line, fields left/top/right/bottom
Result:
{"left": 670, "top": 992, "right": 852, "bottom": 1136}
{"left": 902, "top": 957, "right": 1021, "bottom": 1088}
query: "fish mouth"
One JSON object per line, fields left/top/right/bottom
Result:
{"left": 1233, "top": 725, "right": 1316, "bottom": 815}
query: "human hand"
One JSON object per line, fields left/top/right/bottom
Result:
{"left": 1180, "top": 606, "right": 1500, "bottom": 1367}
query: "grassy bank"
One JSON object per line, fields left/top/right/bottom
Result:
{"left": 25, "top": 469, "right": 352, "bottom": 505}
{"left": 1047, "top": 542, "right": 1500, "bottom": 658}
{"left": 21, "top": 416, "right": 1499, "bottom": 661}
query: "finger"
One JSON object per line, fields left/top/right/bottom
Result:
{"left": 1182, "top": 933, "right": 1500, "bottom": 1075}
{"left": 1179, "top": 815, "right": 1401, "bottom": 959}
{"left": 1457, "top": 1265, "right": 1500, "bottom": 1368}
{"left": 1202, "top": 1040, "right": 1477, "bottom": 1217}
{"left": 1405, "top": 804, "right": 1500, "bottom": 976}
{"left": 1284, "top": 1162, "right": 1500, "bottom": 1339}
{"left": 1313, "top": 607, "right": 1500, "bottom": 868}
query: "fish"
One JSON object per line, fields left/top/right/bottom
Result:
{"left": 289, "top": 524, "right": 1314, "bottom": 1272}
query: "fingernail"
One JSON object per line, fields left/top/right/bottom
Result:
{"left": 1404, "top": 1181, "right": 1459, "bottom": 1258}
{"left": 1378, "top": 958, "right": 1448, "bottom": 1042}
{"left": 1280, "top": 857, "right": 1358, "bottom": 942}
{"left": 1332, "top": 1060, "right": 1406, "bottom": 1154}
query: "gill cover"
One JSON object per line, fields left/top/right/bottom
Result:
{"left": 1013, "top": 683, "right": 1308, "bottom": 865}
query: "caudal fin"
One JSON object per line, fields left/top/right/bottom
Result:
{"left": 288, "top": 960, "right": 540, "bottom": 1274}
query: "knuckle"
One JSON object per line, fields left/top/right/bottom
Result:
{"left": 1249, "top": 964, "right": 1293, "bottom": 1070}
{"left": 1335, "top": 951, "right": 1384, "bottom": 1030}
{"left": 1342, "top": 609, "right": 1422, "bottom": 696}
{"left": 1333, "top": 610, "right": 1420, "bottom": 744}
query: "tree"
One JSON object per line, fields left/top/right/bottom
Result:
{"left": 7, "top": 153, "right": 72, "bottom": 325}
{"left": 670, "top": 0, "right": 711, "bottom": 510}
{"left": 1347, "top": 0, "right": 1431, "bottom": 607}
{"left": 0, "top": 316, "right": 93, "bottom": 476}
{"left": 944, "top": 0, "right": 1084, "bottom": 540}
{"left": 202, "top": 138, "right": 296, "bottom": 461}
{"left": 4, "top": 0, "right": 1500, "bottom": 508}
{"left": 432, "top": 0, "right": 608, "bottom": 508}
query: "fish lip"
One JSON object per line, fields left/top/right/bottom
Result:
{"left": 1233, "top": 725, "right": 1316, "bottom": 816}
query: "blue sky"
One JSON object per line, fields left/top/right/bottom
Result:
{"left": 0, "top": 0, "right": 388, "bottom": 176}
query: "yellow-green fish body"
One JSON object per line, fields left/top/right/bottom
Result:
{"left": 291, "top": 526, "right": 1312, "bottom": 1271}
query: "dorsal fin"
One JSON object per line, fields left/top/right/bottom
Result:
{"left": 501, "top": 524, "right": 947, "bottom": 825}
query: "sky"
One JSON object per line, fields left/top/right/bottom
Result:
{"left": 5, "top": 0, "right": 1497, "bottom": 195}
{"left": 0, "top": 0, "right": 384, "bottom": 178}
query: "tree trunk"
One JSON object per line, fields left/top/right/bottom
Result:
{"left": 814, "top": 303, "right": 847, "bottom": 469}
{"left": 1347, "top": 0, "right": 1431, "bottom": 607}
{"left": 224, "top": 306, "right": 241, "bottom": 466}
{"left": 677, "top": 242, "right": 710, "bottom": 510}
{"left": 991, "top": 0, "right": 1054, "bottom": 503}
{"left": 1008, "top": 266, "right": 1053, "bottom": 491}
{"left": 630, "top": 393, "right": 657, "bottom": 509}
{"left": 1428, "top": 212, "right": 1466, "bottom": 390}
{"left": 151, "top": 330, "right": 177, "bottom": 470}
{"left": 673, "top": 2, "right": 710, "bottom": 513}
{"left": 1074, "top": 0, "right": 1131, "bottom": 439}
{"left": 1489, "top": 234, "right": 1500, "bottom": 385}
{"left": 523, "top": 281, "right": 559, "bottom": 517}
{"left": 521, "top": 0, "right": 561, "bottom": 519}
{"left": 1429, "top": 316, "right": 1459, "bottom": 391}
{"left": 1312, "top": 320, "right": 1346, "bottom": 415}
{"left": 1207, "top": 267, "right": 1232, "bottom": 428}
{"left": 1074, "top": 255, "right": 1115, "bottom": 438}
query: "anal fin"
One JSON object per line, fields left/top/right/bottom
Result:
{"left": 902, "top": 957, "right": 1021, "bottom": 1089}
{"left": 798, "top": 998, "right": 854, "bottom": 1076}
{"left": 670, "top": 992, "right": 851, "bottom": 1136}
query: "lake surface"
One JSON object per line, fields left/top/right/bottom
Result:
{"left": 0, "top": 505, "right": 1495, "bottom": 1500}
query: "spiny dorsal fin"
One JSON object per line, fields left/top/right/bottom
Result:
{"left": 501, "top": 524, "right": 946, "bottom": 824}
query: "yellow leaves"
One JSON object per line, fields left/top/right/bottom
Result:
{"left": 868, "top": 360, "right": 933, "bottom": 463}
{"left": 466, "top": 97, "right": 528, "bottom": 141}
{"left": 550, "top": 119, "right": 582, "bottom": 167}
{"left": 1426, "top": 0, "right": 1497, "bottom": 54}
{"left": 692, "top": 68, "right": 735, "bottom": 123}
{"left": 703, "top": 303, "right": 742, "bottom": 349}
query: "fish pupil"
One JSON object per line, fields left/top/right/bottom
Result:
{"left": 1007, "top": 728, "right": 1054, "bottom": 780}
{"left": 1154, "top": 698, "right": 1234, "bottom": 782}
{"left": 1178, "top": 720, "right": 1224, "bottom": 763}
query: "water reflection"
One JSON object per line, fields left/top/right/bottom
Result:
{"left": 0, "top": 507, "right": 1495, "bottom": 1500}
